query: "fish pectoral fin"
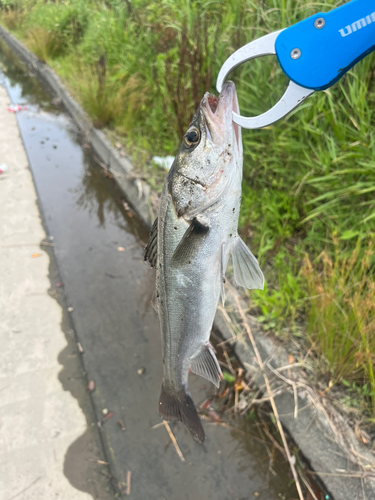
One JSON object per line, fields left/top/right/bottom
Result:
{"left": 190, "top": 343, "right": 223, "bottom": 388}
{"left": 171, "top": 216, "right": 210, "bottom": 266}
{"left": 231, "top": 236, "right": 264, "bottom": 290}
{"left": 144, "top": 217, "right": 158, "bottom": 267}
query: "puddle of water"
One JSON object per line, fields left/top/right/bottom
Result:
{"left": 0, "top": 39, "right": 319, "bottom": 500}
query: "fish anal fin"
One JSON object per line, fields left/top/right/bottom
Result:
{"left": 159, "top": 383, "right": 205, "bottom": 443}
{"left": 171, "top": 216, "right": 209, "bottom": 266}
{"left": 231, "top": 236, "right": 264, "bottom": 290}
{"left": 144, "top": 217, "right": 158, "bottom": 267}
{"left": 190, "top": 343, "right": 223, "bottom": 388}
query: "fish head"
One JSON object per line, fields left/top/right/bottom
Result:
{"left": 168, "top": 81, "right": 242, "bottom": 219}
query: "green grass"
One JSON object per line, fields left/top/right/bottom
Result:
{"left": 1, "top": 0, "right": 374, "bottom": 417}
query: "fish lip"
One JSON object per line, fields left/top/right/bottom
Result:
{"left": 201, "top": 81, "right": 241, "bottom": 150}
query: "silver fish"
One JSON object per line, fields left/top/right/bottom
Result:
{"left": 145, "top": 81, "right": 264, "bottom": 442}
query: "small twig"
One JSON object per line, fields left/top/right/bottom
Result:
{"left": 218, "top": 360, "right": 234, "bottom": 372}
{"left": 216, "top": 337, "right": 237, "bottom": 348}
{"left": 267, "top": 362, "right": 299, "bottom": 419}
{"left": 7, "top": 477, "right": 41, "bottom": 500}
{"left": 298, "top": 470, "right": 319, "bottom": 500}
{"left": 361, "top": 477, "right": 366, "bottom": 500}
{"left": 256, "top": 421, "right": 273, "bottom": 460}
{"left": 89, "top": 459, "right": 109, "bottom": 465}
{"left": 240, "top": 387, "right": 262, "bottom": 415}
{"left": 151, "top": 422, "right": 164, "bottom": 430}
{"left": 241, "top": 388, "right": 287, "bottom": 414}
{"left": 163, "top": 421, "right": 185, "bottom": 462}
{"left": 126, "top": 471, "right": 131, "bottom": 496}
{"left": 233, "top": 295, "right": 305, "bottom": 500}
{"left": 274, "top": 362, "right": 313, "bottom": 372}
{"left": 258, "top": 415, "right": 287, "bottom": 458}
{"left": 234, "top": 384, "right": 239, "bottom": 412}
{"left": 217, "top": 305, "right": 234, "bottom": 326}
{"left": 306, "top": 414, "right": 318, "bottom": 432}
{"left": 117, "top": 243, "right": 138, "bottom": 252}
{"left": 222, "top": 349, "right": 235, "bottom": 375}
{"left": 308, "top": 470, "right": 375, "bottom": 479}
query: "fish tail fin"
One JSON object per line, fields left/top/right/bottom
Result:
{"left": 158, "top": 383, "right": 205, "bottom": 443}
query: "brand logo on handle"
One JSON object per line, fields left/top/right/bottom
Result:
{"left": 339, "top": 12, "right": 375, "bottom": 37}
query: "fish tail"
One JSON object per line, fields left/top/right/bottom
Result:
{"left": 158, "top": 383, "right": 205, "bottom": 443}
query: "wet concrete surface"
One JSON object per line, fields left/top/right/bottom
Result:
{"left": 0, "top": 43, "right": 298, "bottom": 500}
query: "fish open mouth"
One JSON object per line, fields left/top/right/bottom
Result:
{"left": 207, "top": 95, "right": 218, "bottom": 113}
{"left": 202, "top": 82, "right": 241, "bottom": 150}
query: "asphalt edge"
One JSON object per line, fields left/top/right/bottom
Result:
{"left": 1, "top": 26, "right": 373, "bottom": 500}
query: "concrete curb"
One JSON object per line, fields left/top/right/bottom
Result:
{"left": 1, "top": 26, "right": 373, "bottom": 500}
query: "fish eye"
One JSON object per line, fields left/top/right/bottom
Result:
{"left": 184, "top": 127, "right": 200, "bottom": 148}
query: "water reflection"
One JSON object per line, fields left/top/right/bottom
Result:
{"left": 75, "top": 158, "right": 126, "bottom": 228}
{"left": 0, "top": 38, "right": 149, "bottom": 243}
{"left": 0, "top": 39, "right": 57, "bottom": 111}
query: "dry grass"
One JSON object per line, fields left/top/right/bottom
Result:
{"left": 26, "top": 27, "right": 63, "bottom": 63}
{"left": 54, "top": 58, "right": 128, "bottom": 129}
{"left": 1, "top": 9, "right": 24, "bottom": 31}
{"left": 302, "top": 238, "right": 375, "bottom": 415}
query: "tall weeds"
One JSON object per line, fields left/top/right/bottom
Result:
{"left": 302, "top": 239, "right": 375, "bottom": 414}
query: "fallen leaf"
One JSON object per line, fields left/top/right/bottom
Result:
{"left": 354, "top": 423, "right": 370, "bottom": 445}
{"left": 288, "top": 354, "right": 295, "bottom": 364}
{"left": 86, "top": 381, "right": 95, "bottom": 392}
{"left": 218, "top": 387, "right": 230, "bottom": 399}
{"left": 117, "top": 419, "right": 126, "bottom": 431}
{"left": 31, "top": 253, "right": 42, "bottom": 258}
{"left": 102, "top": 411, "right": 114, "bottom": 422}
{"left": 234, "top": 381, "right": 243, "bottom": 392}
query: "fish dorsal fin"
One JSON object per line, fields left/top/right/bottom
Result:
{"left": 231, "top": 236, "right": 264, "bottom": 290}
{"left": 171, "top": 215, "right": 209, "bottom": 266}
{"left": 190, "top": 343, "right": 223, "bottom": 388}
{"left": 144, "top": 217, "right": 158, "bottom": 267}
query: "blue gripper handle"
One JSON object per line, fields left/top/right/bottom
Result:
{"left": 275, "top": 0, "right": 375, "bottom": 91}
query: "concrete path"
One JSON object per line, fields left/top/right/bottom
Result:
{"left": 0, "top": 86, "right": 112, "bottom": 499}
